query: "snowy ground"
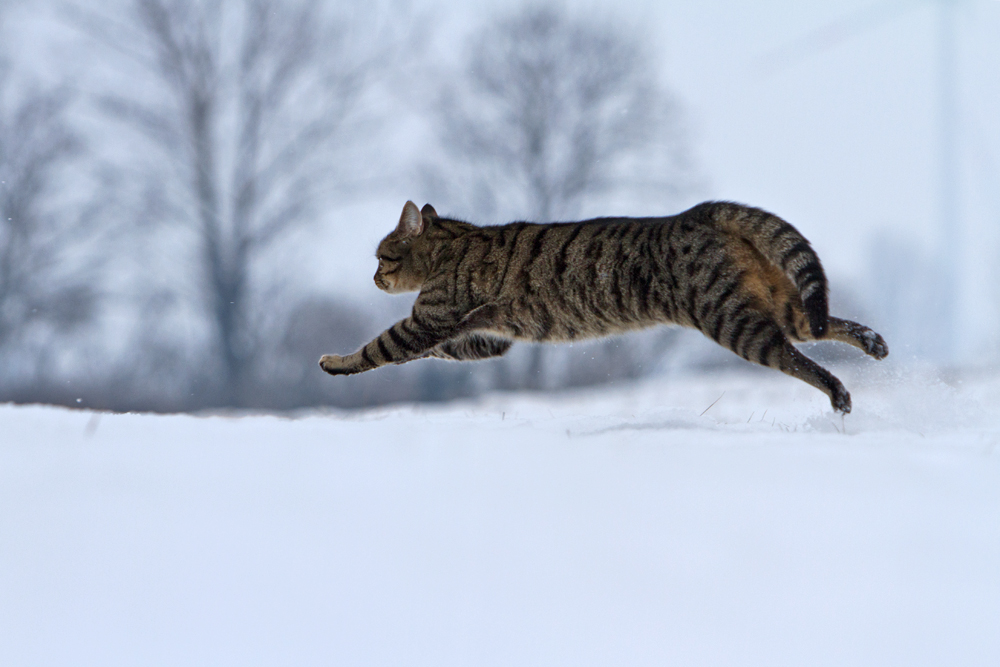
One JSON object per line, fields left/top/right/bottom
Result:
{"left": 2, "top": 365, "right": 999, "bottom": 666}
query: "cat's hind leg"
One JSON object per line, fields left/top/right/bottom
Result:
{"left": 824, "top": 317, "right": 889, "bottom": 359}
{"left": 709, "top": 309, "right": 852, "bottom": 413}
{"left": 774, "top": 338, "right": 852, "bottom": 413}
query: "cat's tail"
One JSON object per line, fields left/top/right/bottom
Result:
{"left": 714, "top": 202, "right": 829, "bottom": 338}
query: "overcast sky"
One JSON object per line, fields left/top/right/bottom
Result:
{"left": 8, "top": 0, "right": 999, "bottom": 360}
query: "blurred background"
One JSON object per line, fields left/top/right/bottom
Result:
{"left": 0, "top": 0, "right": 997, "bottom": 412}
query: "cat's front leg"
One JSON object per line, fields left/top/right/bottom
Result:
{"left": 429, "top": 334, "right": 513, "bottom": 361}
{"left": 319, "top": 315, "right": 451, "bottom": 376}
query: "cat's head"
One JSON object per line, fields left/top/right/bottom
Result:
{"left": 373, "top": 200, "right": 438, "bottom": 293}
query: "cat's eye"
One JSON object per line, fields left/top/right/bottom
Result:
{"left": 379, "top": 254, "right": 402, "bottom": 262}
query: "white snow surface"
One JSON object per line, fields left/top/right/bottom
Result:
{"left": 2, "top": 367, "right": 999, "bottom": 666}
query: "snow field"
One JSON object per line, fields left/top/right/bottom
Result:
{"left": 1, "top": 366, "right": 998, "bottom": 666}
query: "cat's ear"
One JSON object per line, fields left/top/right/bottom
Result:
{"left": 420, "top": 203, "right": 438, "bottom": 219}
{"left": 397, "top": 200, "right": 425, "bottom": 238}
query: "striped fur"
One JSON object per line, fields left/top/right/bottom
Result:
{"left": 320, "top": 200, "right": 888, "bottom": 413}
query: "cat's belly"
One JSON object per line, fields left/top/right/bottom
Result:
{"left": 502, "top": 287, "right": 676, "bottom": 343}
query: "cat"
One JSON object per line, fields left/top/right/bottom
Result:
{"left": 319, "top": 200, "right": 888, "bottom": 413}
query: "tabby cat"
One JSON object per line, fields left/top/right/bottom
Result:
{"left": 319, "top": 200, "right": 888, "bottom": 413}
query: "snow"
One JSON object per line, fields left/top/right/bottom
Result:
{"left": 2, "top": 367, "right": 999, "bottom": 666}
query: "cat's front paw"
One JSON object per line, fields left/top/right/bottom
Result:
{"left": 319, "top": 354, "right": 350, "bottom": 375}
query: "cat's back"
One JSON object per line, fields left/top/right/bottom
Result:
{"left": 469, "top": 215, "right": 672, "bottom": 297}
{"left": 448, "top": 213, "right": 694, "bottom": 338}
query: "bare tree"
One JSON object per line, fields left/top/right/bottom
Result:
{"left": 0, "top": 51, "right": 97, "bottom": 385}
{"left": 431, "top": 6, "right": 692, "bottom": 224}
{"left": 427, "top": 6, "right": 694, "bottom": 390}
{"left": 79, "top": 0, "right": 400, "bottom": 405}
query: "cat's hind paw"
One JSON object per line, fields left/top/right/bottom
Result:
{"left": 831, "top": 385, "right": 852, "bottom": 414}
{"left": 861, "top": 330, "right": 889, "bottom": 360}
